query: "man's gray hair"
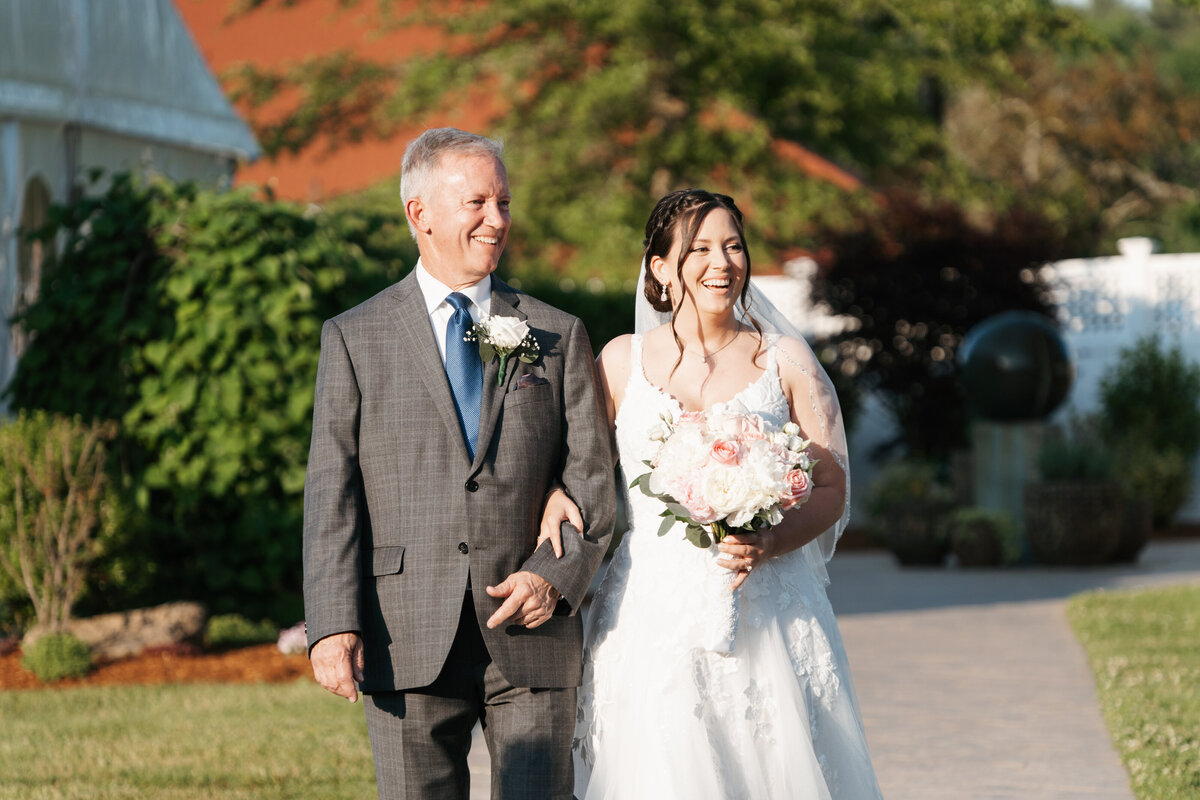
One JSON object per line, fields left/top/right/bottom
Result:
{"left": 400, "top": 128, "right": 505, "bottom": 239}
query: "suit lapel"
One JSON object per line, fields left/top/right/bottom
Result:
{"left": 387, "top": 273, "right": 471, "bottom": 463}
{"left": 472, "top": 278, "right": 526, "bottom": 471}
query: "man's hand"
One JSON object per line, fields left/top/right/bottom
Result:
{"left": 485, "top": 571, "right": 561, "bottom": 629}
{"left": 310, "top": 632, "right": 365, "bottom": 703}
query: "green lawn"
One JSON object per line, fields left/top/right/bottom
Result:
{"left": 1068, "top": 583, "right": 1200, "bottom": 800}
{"left": 0, "top": 679, "right": 377, "bottom": 799}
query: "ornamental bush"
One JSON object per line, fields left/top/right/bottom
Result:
{"left": 1098, "top": 335, "right": 1200, "bottom": 529}
{"left": 205, "top": 614, "right": 279, "bottom": 649}
{"left": 21, "top": 632, "right": 92, "bottom": 683}
{"left": 0, "top": 412, "right": 124, "bottom": 634}
{"left": 5, "top": 173, "right": 407, "bottom": 621}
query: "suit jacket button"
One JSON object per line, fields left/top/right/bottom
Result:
{"left": 465, "top": 479, "right": 479, "bottom": 492}
{"left": 458, "top": 542, "right": 469, "bottom": 555}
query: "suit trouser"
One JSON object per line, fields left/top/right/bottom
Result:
{"left": 364, "top": 593, "right": 576, "bottom": 800}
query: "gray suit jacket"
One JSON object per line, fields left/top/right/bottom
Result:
{"left": 303, "top": 272, "right": 615, "bottom": 692}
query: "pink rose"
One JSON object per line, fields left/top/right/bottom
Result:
{"left": 675, "top": 477, "right": 718, "bottom": 524}
{"left": 739, "top": 414, "right": 766, "bottom": 441}
{"left": 781, "top": 468, "right": 813, "bottom": 510}
{"left": 709, "top": 439, "right": 743, "bottom": 466}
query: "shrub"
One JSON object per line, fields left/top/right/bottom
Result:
{"left": 1099, "top": 335, "right": 1200, "bottom": 456}
{"left": 1036, "top": 427, "right": 1115, "bottom": 482}
{"left": 865, "top": 460, "right": 955, "bottom": 517}
{"left": 1122, "top": 442, "right": 1192, "bottom": 530}
{"left": 205, "top": 614, "right": 279, "bottom": 648}
{"left": 5, "top": 173, "right": 405, "bottom": 619}
{"left": 21, "top": 632, "right": 92, "bottom": 682}
{"left": 1097, "top": 336, "right": 1200, "bottom": 528}
{"left": 0, "top": 412, "right": 121, "bottom": 633}
{"left": 939, "top": 507, "right": 1021, "bottom": 566}
{"left": 865, "top": 460, "right": 955, "bottom": 565}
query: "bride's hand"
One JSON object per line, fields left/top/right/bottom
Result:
{"left": 539, "top": 487, "right": 584, "bottom": 558}
{"left": 718, "top": 531, "right": 776, "bottom": 590}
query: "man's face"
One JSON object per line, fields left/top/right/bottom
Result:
{"left": 413, "top": 152, "right": 511, "bottom": 289}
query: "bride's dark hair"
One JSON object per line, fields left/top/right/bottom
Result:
{"left": 642, "top": 189, "right": 763, "bottom": 373}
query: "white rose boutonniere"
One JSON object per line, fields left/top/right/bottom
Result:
{"left": 466, "top": 314, "right": 540, "bottom": 385}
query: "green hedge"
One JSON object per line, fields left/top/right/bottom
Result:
{"left": 5, "top": 173, "right": 406, "bottom": 622}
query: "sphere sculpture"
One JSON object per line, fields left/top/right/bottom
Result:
{"left": 958, "top": 311, "right": 1073, "bottom": 421}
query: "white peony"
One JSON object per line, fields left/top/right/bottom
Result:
{"left": 703, "top": 465, "right": 763, "bottom": 527}
{"left": 482, "top": 314, "right": 530, "bottom": 350}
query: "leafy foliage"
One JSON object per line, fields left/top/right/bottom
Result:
{"left": 813, "top": 193, "right": 1063, "bottom": 459}
{"left": 205, "top": 614, "right": 280, "bottom": 649}
{"left": 937, "top": 506, "right": 1021, "bottom": 566}
{"left": 1099, "top": 335, "right": 1200, "bottom": 457}
{"left": 944, "top": 47, "right": 1200, "bottom": 252}
{"left": 1097, "top": 335, "right": 1200, "bottom": 528}
{"left": 5, "top": 173, "right": 407, "bottom": 621}
{"left": 21, "top": 632, "right": 92, "bottom": 683}
{"left": 0, "top": 412, "right": 122, "bottom": 633}
{"left": 1036, "top": 424, "right": 1116, "bottom": 482}
{"left": 221, "top": 0, "right": 1089, "bottom": 281}
{"left": 864, "top": 459, "right": 954, "bottom": 517}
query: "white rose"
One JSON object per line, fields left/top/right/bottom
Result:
{"left": 782, "top": 421, "right": 801, "bottom": 437}
{"left": 484, "top": 315, "right": 530, "bottom": 350}
{"left": 703, "top": 465, "right": 757, "bottom": 524}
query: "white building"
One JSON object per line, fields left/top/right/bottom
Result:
{"left": 0, "top": 0, "right": 259, "bottom": 402}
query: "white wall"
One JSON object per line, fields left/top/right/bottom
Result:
{"left": 0, "top": 118, "right": 238, "bottom": 407}
{"left": 1042, "top": 237, "right": 1200, "bottom": 521}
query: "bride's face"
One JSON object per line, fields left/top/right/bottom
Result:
{"left": 657, "top": 208, "right": 748, "bottom": 319}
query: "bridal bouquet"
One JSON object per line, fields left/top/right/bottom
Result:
{"left": 632, "top": 409, "right": 816, "bottom": 549}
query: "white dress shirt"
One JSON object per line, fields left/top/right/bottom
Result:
{"left": 414, "top": 259, "right": 493, "bottom": 364}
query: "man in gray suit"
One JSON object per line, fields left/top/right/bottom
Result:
{"left": 303, "top": 127, "right": 615, "bottom": 799}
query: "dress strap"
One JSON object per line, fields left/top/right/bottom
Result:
{"left": 763, "top": 333, "right": 780, "bottom": 375}
{"left": 626, "top": 334, "right": 646, "bottom": 393}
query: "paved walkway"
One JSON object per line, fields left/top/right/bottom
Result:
{"left": 466, "top": 539, "right": 1200, "bottom": 798}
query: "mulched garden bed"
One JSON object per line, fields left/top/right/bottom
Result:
{"left": 0, "top": 642, "right": 312, "bottom": 691}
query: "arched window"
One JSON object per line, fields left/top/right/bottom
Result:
{"left": 13, "top": 176, "right": 54, "bottom": 358}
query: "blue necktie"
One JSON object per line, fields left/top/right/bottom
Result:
{"left": 444, "top": 292, "right": 483, "bottom": 459}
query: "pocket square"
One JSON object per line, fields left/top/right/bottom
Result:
{"left": 514, "top": 373, "right": 550, "bottom": 390}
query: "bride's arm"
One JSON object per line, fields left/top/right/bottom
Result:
{"left": 718, "top": 337, "right": 847, "bottom": 587}
{"left": 538, "top": 335, "right": 631, "bottom": 556}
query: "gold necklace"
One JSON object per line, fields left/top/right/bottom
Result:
{"left": 685, "top": 329, "right": 741, "bottom": 364}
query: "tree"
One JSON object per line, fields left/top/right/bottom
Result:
{"left": 813, "top": 193, "right": 1063, "bottom": 459}
{"left": 223, "top": 0, "right": 1089, "bottom": 281}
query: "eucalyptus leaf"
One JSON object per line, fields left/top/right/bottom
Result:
{"left": 657, "top": 516, "right": 676, "bottom": 537}
{"left": 685, "top": 525, "right": 712, "bottom": 549}
{"left": 662, "top": 501, "right": 691, "bottom": 519}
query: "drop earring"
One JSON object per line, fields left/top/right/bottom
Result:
{"left": 660, "top": 284, "right": 668, "bottom": 303}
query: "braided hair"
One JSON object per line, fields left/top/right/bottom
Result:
{"left": 642, "top": 189, "right": 763, "bottom": 374}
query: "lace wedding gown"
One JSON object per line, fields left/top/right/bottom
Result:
{"left": 572, "top": 335, "right": 883, "bottom": 800}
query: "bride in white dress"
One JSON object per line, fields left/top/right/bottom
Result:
{"left": 542, "top": 189, "right": 883, "bottom": 799}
